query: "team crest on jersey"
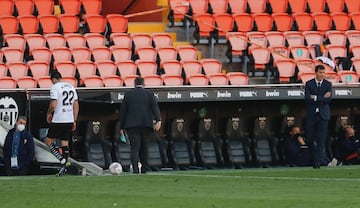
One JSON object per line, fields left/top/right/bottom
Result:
{"left": 0, "top": 96, "right": 19, "bottom": 126}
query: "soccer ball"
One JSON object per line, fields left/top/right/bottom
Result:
{"left": 109, "top": 162, "right": 123, "bottom": 175}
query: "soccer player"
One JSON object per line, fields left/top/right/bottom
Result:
{"left": 45, "top": 71, "right": 79, "bottom": 176}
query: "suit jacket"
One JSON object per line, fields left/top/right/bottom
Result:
{"left": 3, "top": 128, "right": 35, "bottom": 170}
{"left": 119, "top": 86, "right": 161, "bottom": 130}
{"left": 305, "top": 78, "right": 332, "bottom": 121}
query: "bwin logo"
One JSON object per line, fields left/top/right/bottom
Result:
{"left": 117, "top": 93, "right": 124, "bottom": 100}
{"left": 0, "top": 96, "right": 19, "bottom": 126}
{"left": 266, "top": 90, "right": 280, "bottom": 97}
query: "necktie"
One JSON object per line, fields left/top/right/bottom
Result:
{"left": 317, "top": 82, "right": 321, "bottom": 87}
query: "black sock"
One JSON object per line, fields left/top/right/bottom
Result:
{"left": 61, "top": 146, "right": 70, "bottom": 163}
{"left": 49, "top": 143, "right": 65, "bottom": 164}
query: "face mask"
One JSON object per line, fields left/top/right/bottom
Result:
{"left": 17, "top": 124, "right": 25, "bottom": 132}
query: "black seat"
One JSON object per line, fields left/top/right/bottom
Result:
{"left": 83, "top": 121, "right": 112, "bottom": 169}
{"left": 251, "top": 116, "right": 278, "bottom": 167}
{"left": 224, "top": 117, "right": 251, "bottom": 168}
{"left": 331, "top": 115, "right": 351, "bottom": 161}
{"left": 278, "top": 115, "right": 298, "bottom": 165}
{"left": 168, "top": 118, "right": 196, "bottom": 169}
{"left": 195, "top": 118, "right": 223, "bottom": 168}
{"left": 113, "top": 121, "right": 132, "bottom": 171}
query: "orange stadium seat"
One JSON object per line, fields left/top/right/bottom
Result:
{"left": 296, "top": 58, "right": 315, "bottom": 80}
{"left": 0, "top": 63, "right": 8, "bottom": 77}
{"left": 228, "top": 0, "right": 247, "bottom": 14}
{"left": 110, "top": 46, "right": 132, "bottom": 62}
{"left": 272, "top": 13, "right": 293, "bottom": 32}
{"left": 31, "top": 47, "right": 52, "bottom": 63}
{"left": 247, "top": 32, "right": 267, "bottom": 53}
{"left": 18, "top": 15, "right": 40, "bottom": 34}
{"left": 290, "top": 45, "right": 311, "bottom": 60}
{"left": 17, "top": 76, "right": 37, "bottom": 88}
{"left": 76, "top": 60, "right": 97, "bottom": 83}
{"left": 248, "top": 0, "right": 267, "bottom": 13}
{"left": 62, "top": 76, "right": 78, "bottom": 86}
{"left": 352, "top": 58, "right": 360, "bottom": 75}
{"left": 265, "top": 31, "right": 286, "bottom": 46}
{"left": 324, "top": 45, "right": 347, "bottom": 59}
{"left": 331, "top": 13, "right": 351, "bottom": 31}
{"left": 84, "top": 15, "right": 106, "bottom": 33}
{"left": 157, "top": 47, "right": 178, "bottom": 64}
{"left": 213, "top": 13, "right": 234, "bottom": 38}
{"left": 350, "top": 12, "right": 360, "bottom": 31}
{"left": 0, "top": 16, "right": 19, "bottom": 35}
{"left": 71, "top": 47, "right": 91, "bottom": 62}
{"left": 37, "top": 76, "right": 53, "bottom": 88}
{"left": 52, "top": 47, "right": 72, "bottom": 62}
{"left": 131, "top": 33, "right": 153, "bottom": 50}
{"left": 325, "top": 70, "right": 340, "bottom": 83}
{"left": 189, "top": 0, "right": 209, "bottom": 15}
{"left": 117, "top": 60, "right": 137, "bottom": 78}
{"left": 106, "top": 14, "right": 128, "bottom": 34}
{"left": 284, "top": 31, "right": 305, "bottom": 46}
{"left": 326, "top": 31, "right": 347, "bottom": 46}
{"left": 65, "top": 33, "right": 86, "bottom": 49}
{"left": 177, "top": 45, "right": 198, "bottom": 61}
{"left": 312, "top": 12, "right": 332, "bottom": 33}
{"left": 110, "top": 33, "right": 132, "bottom": 48}
{"left": 34, "top": 0, "right": 54, "bottom": 15}
{"left": 307, "top": 0, "right": 326, "bottom": 13}
{"left": 303, "top": 31, "right": 323, "bottom": 46}
{"left": 293, "top": 13, "right": 314, "bottom": 31}
{"left": 193, "top": 13, "right": 215, "bottom": 43}
{"left": 301, "top": 72, "right": 316, "bottom": 84}
{"left": 45, "top": 34, "right": 66, "bottom": 49}
{"left": 3, "top": 34, "right": 26, "bottom": 51}
{"left": 162, "top": 60, "right": 182, "bottom": 76}
{"left": 83, "top": 76, "right": 104, "bottom": 87}
{"left": 136, "top": 60, "right": 157, "bottom": 77}
{"left": 0, "top": 0, "right": 15, "bottom": 16}
{"left": 226, "top": 32, "right": 247, "bottom": 62}
{"left": 182, "top": 60, "right": 202, "bottom": 83}
{"left": 59, "top": 14, "right": 80, "bottom": 33}
{"left": 233, "top": 13, "right": 254, "bottom": 33}
{"left": 168, "top": 0, "right": 190, "bottom": 25}
{"left": 208, "top": 73, "right": 228, "bottom": 85}
{"left": 152, "top": 33, "right": 173, "bottom": 48}
{"left": 81, "top": 0, "right": 102, "bottom": 15}
{"left": 2, "top": 48, "right": 24, "bottom": 63}
{"left": 268, "top": 0, "right": 289, "bottom": 13}
{"left": 54, "top": 61, "right": 76, "bottom": 77}
{"left": 7, "top": 62, "right": 29, "bottom": 80}
{"left": 253, "top": 13, "right": 273, "bottom": 32}
{"left": 338, "top": 70, "right": 359, "bottom": 83}
{"left": 346, "top": 30, "right": 360, "bottom": 47}
{"left": 38, "top": 15, "right": 60, "bottom": 34}
{"left": 14, "top": 0, "right": 35, "bottom": 16}
{"left": 91, "top": 47, "right": 111, "bottom": 62}
{"left": 345, "top": 0, "right": 360, "bottom": 13}
{"left": 200, "top": 58, "right": 222, "bottom": 76}
{"left": 24, "top": 34, "right": 46, "bottom": 53}
{"left": 250, "top": 47, "right": 271, "bottom": 70}
{"left": 84, "top": 33, "right": 106, "bottom": 49}
{"left": 0, "top": 77, "right": 17, "bottom": 89}
{"left": 288, "top": 0, "right": 307, "bottom": 13}
{"left": 270, "top": 46, "right": 290, "bottom": 63}
{"left": 326, "top": 0, "right": 345, "bottom": 13}
{"left": 59, "top": 0, "right": 81, "bottom": 15}
{"left": 96, "top": 60, "right": 117, "bottom": 78}
{"left": 102, "top": 75, "right": 123, "bottom": 87}
{"left": 227, "top": 72, "right": 248, "bottom": 85}
{"left": 162, "top": 75, "right": 183, "bottom": 86}
{"left": 137, "top": 47, "right": 157, "bottom": 61}
{"left": 350, "top": 45, "right": 360, "bottom": 58}
{"left": 123, "top": 74, "right": 138, "bottom": 87}
{"left": 188, "top": 74, "right": 209, "bottom": 86}
{"left": 143, "top": 75, "right": 163, "bottom": 86}
{"left": 275, "top": 59, "right": 296, "bottom": 83}
{"left": 28, "top": 60, "right": 49, "bottom": 80}
{"left": 209, "top": 0, "right": 228, "bottom": 14}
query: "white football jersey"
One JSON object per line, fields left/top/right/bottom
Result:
{"left": 50, "top": 81, "right": 78, "bottom": 123}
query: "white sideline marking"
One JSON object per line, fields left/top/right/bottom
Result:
{"left": 148, "top": 172, "right": 360, "bottom": 182}
{"left": 0, "top": 177, "right": 16, "bottom": 180}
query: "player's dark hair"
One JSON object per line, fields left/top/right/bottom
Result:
{"left": 50, "top": 71, "right": 62, "bottom": 80}
{"left": 134, "top": 77, "right": 144, "bottom": 86}
{"left": 315, "top": 64, "right": 325, "bottom": 72}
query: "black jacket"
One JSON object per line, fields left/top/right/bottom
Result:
{"left": 3, "top": 128, "right": 35, "bottom": 170}
{"left": 119, "top": 86, "right": 161, "bottom": 130}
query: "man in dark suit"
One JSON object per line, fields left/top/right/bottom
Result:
{"left": 305, "top": 64, "right": 332, "bottom": 168}
{"left": 119, "top": 77, "right": 161, "bottom": 173}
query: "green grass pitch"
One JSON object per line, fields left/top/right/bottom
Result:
{"left": 1, "top": 166, "right": 360, "bottom": 208}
